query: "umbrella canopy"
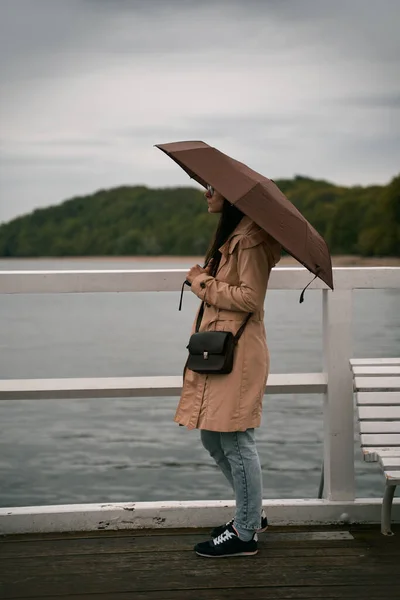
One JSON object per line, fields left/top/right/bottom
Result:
{"left": 155, "top": 140, "right": 333, "bottom": 290}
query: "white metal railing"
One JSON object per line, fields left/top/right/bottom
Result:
{"left": 0, "top": 266, "right": 399, "bottom": 532}
{"left": 0, "top": 266, "right": 398, "bottom": 294}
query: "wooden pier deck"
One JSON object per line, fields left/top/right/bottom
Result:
{"left": 0, "top": 524, "right": 399, "bottom": 599}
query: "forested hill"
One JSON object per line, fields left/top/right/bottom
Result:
{"left": 0, "top": 175, "right": 399, "bottom": 257}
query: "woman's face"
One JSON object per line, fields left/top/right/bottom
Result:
{"left": 205, "top": 188, "right": 224, "bottom": 213}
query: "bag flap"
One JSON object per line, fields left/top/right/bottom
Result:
{"left": 187, "top": 331, "right": 233, "bottom": 355}
{"left": 186, "top": 354, "right": 228, "bottom": 373}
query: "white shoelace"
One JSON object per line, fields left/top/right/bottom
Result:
{"left": 213, "top": 529, "right": 236, "bottom": 546}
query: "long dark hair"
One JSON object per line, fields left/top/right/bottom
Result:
{"left": 204, "top": 199, "right": 245, "bottom": 277}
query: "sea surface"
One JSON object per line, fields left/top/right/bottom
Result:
{"left": 0, "top": 258, "right": 399, "bottom": 507}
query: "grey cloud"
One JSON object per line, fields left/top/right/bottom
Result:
{"left": 33, "top": 138, "right": 114, "bottom": 148}
{"left": 0, "top": 155, "right": 94, "bottom": 167}
{"left": 334, "top": 93, "right": 400, "bottom": 109}
{"left": 2, "top": 0, "right": 399, "bottom": 76}
{"left": 1, "top": 0, "right": 400, "bottom": 223}
{"left": 84, "top": 1, "right": 400, "bottom": 66}
{"left": 0, "top": 1, "right": 92, "bottom": 80}
{"left": 119, "top": 112, "right": 327, "bottom": 141}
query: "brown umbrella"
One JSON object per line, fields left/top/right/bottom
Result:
{"left": 155, "top": 140, "right": 333, "bottom": 291}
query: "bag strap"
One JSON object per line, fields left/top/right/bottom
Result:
{"left": 195, "top": 301, "right": 252, "bottom": 340}
{"left": 233, "top": 312, "right": 253, "bottom": 344}
{"left": 195, "top": 302, "right": 205, "bottom": 332}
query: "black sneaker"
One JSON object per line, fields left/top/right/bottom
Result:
{"left": 210, "top": 510, "right": 268, "bottom": 539}
{"left": 195, "top": 523, "right": 258, "bottom": 558}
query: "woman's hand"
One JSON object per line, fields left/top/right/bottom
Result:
{"left": 186, "top": 260, "right": 214, "bottom": 284}
{"left": 186, "top": 264, "right": 207, "bottom": 284}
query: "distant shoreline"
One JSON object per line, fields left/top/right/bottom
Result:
{"left": 2, "top": 255, "right": 400, "bottom": 266}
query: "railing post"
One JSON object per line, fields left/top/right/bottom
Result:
{"left": 322, "top": 289, "right": 355, "bottom": 501}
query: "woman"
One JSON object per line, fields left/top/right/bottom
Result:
{"left": 176, "top": 187, "right": 281, "bottom": 558}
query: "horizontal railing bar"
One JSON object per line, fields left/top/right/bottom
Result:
{"left": 1, "top": 499, "right": 400, "bottom": 534}
{"left": 0, "top": 373, "right": 327, "bottom": 400}
{"left": 0, "top": 267, "right": 399, "bottom": 294}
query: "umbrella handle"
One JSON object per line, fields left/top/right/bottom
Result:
{"left": 299, "top": 268, "right": 320, "bottom": 303}
{"left": 179, "top": 280, "right": 191, "bottom": 311}
{"left": 178, "top": 262, "right": 210, "bottom": 310}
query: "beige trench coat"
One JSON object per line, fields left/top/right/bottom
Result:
{"left": 174, "top": 216, "right": 281, "bottom": 432}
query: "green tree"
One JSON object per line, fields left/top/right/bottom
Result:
{"left": 0, "top": 176, "right": 398, "bottom": 258}
{"left": 358, "top": 175, "right": 400, "bottom": 256}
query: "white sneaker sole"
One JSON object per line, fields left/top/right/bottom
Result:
{"left": 196, "top": 549, "right": 259, "bottom": 557}
{"left": 212, "top": 523, "right": 268, "bottom": 538}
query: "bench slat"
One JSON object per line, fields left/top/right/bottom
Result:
{"left": 352, "top": 366, "right": 400, "bottom": 376}
{"left": 359, "top": 421, "right": 400, "bottom": 434}
{"left": 379, "top": 457, "right": 400, "bottom": 469}
{"left": 358, "top": 406, "right": 400, "bottom": 420}
{"left": 360, "top": 433, "right": 400, "bottom": 446}
{"left": 356, "top": 392, "right": 400, "bottom": 405}
{"left": 377, "top": 449, "right": 400, "bottom": 455}
{"left": 354, "top": 377, "right": 400, "bottom": 392}
{"left": 350, "top": 358, "right": 400, "bottom": 366}
{"left": 384, "top": 471, "right": 400, "bottom": 484}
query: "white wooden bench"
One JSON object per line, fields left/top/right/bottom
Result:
{"left": 350, "top": 358, "right": 400, "bottom": 535}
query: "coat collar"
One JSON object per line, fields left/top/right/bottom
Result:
{"left": 217, "top": 216, "right": 254, "bottom": 273}
{"left": 219, "top": 216, "right": 254, "bottom": 256}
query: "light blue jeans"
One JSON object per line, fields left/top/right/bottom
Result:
{"left": 200, "top": 428, "right": 263, "bottom": 541}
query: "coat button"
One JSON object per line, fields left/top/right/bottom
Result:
{"left": 200, "top": 282, "right": 206, "bottom": 289}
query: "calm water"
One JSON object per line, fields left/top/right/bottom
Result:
{"left": 0, "top": 258, "right": 399, "bottom": 507}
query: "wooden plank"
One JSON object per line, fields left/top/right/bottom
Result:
{"left": 379, "top": 457, "right": 400, "bottom": 469}
{"left": 352, "top": 366, "right": 400, "bottom": 376}
{"left": 359, "top": 421, "right": 400, "bottom": 434}
{"left": 360, "top": 433, "right": 400, "bottom": 446}
{"left": 385, "top": 471, "right": 400, "bottom": 484}
{"left": 0, "top": 372, "right": 327, "bottom": 400}
{"left": 0, "top": 555, "right": 398, "bottom": 598}
{"left": 8, "top": 587, "right": 400, "bottom": 600}
{"left": 354, "top": 377, "right": 400, "bottom": 392}
{"left": 356, "top": 392, "right": 400, "bottom": 405}
{"left": 2, "top": 551, "right": 375, "bottom": 573}
{"left": 358, "top": 406, "right": 400, "bottom": 420}
{"left": 350, "top": 358, "right": 400, "bottom": 366}
{"left": 0, "top": 532, "right": 356, "bottom": 559}
{"left": 0, "top": 526, "right": 399, "bottom": 599}
{"left": 0, "top": 525, "right": 338, "bottom": 542}
{"left": 0, "top": 541, "right": 365, "bottom": 560}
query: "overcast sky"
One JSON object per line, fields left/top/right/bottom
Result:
{"left": 0, "top": 0, "right": 399, "bottom": 223}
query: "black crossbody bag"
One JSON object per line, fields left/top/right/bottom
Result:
{"left": 186, "top": 302, "right": 252, "bottom": 375}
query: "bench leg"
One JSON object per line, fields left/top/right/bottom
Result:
{"left": 381, "top": 484, "right": 396, "bottom": 536}
{"left": 318, "top": 460, "right": 324, "bottom": 499}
